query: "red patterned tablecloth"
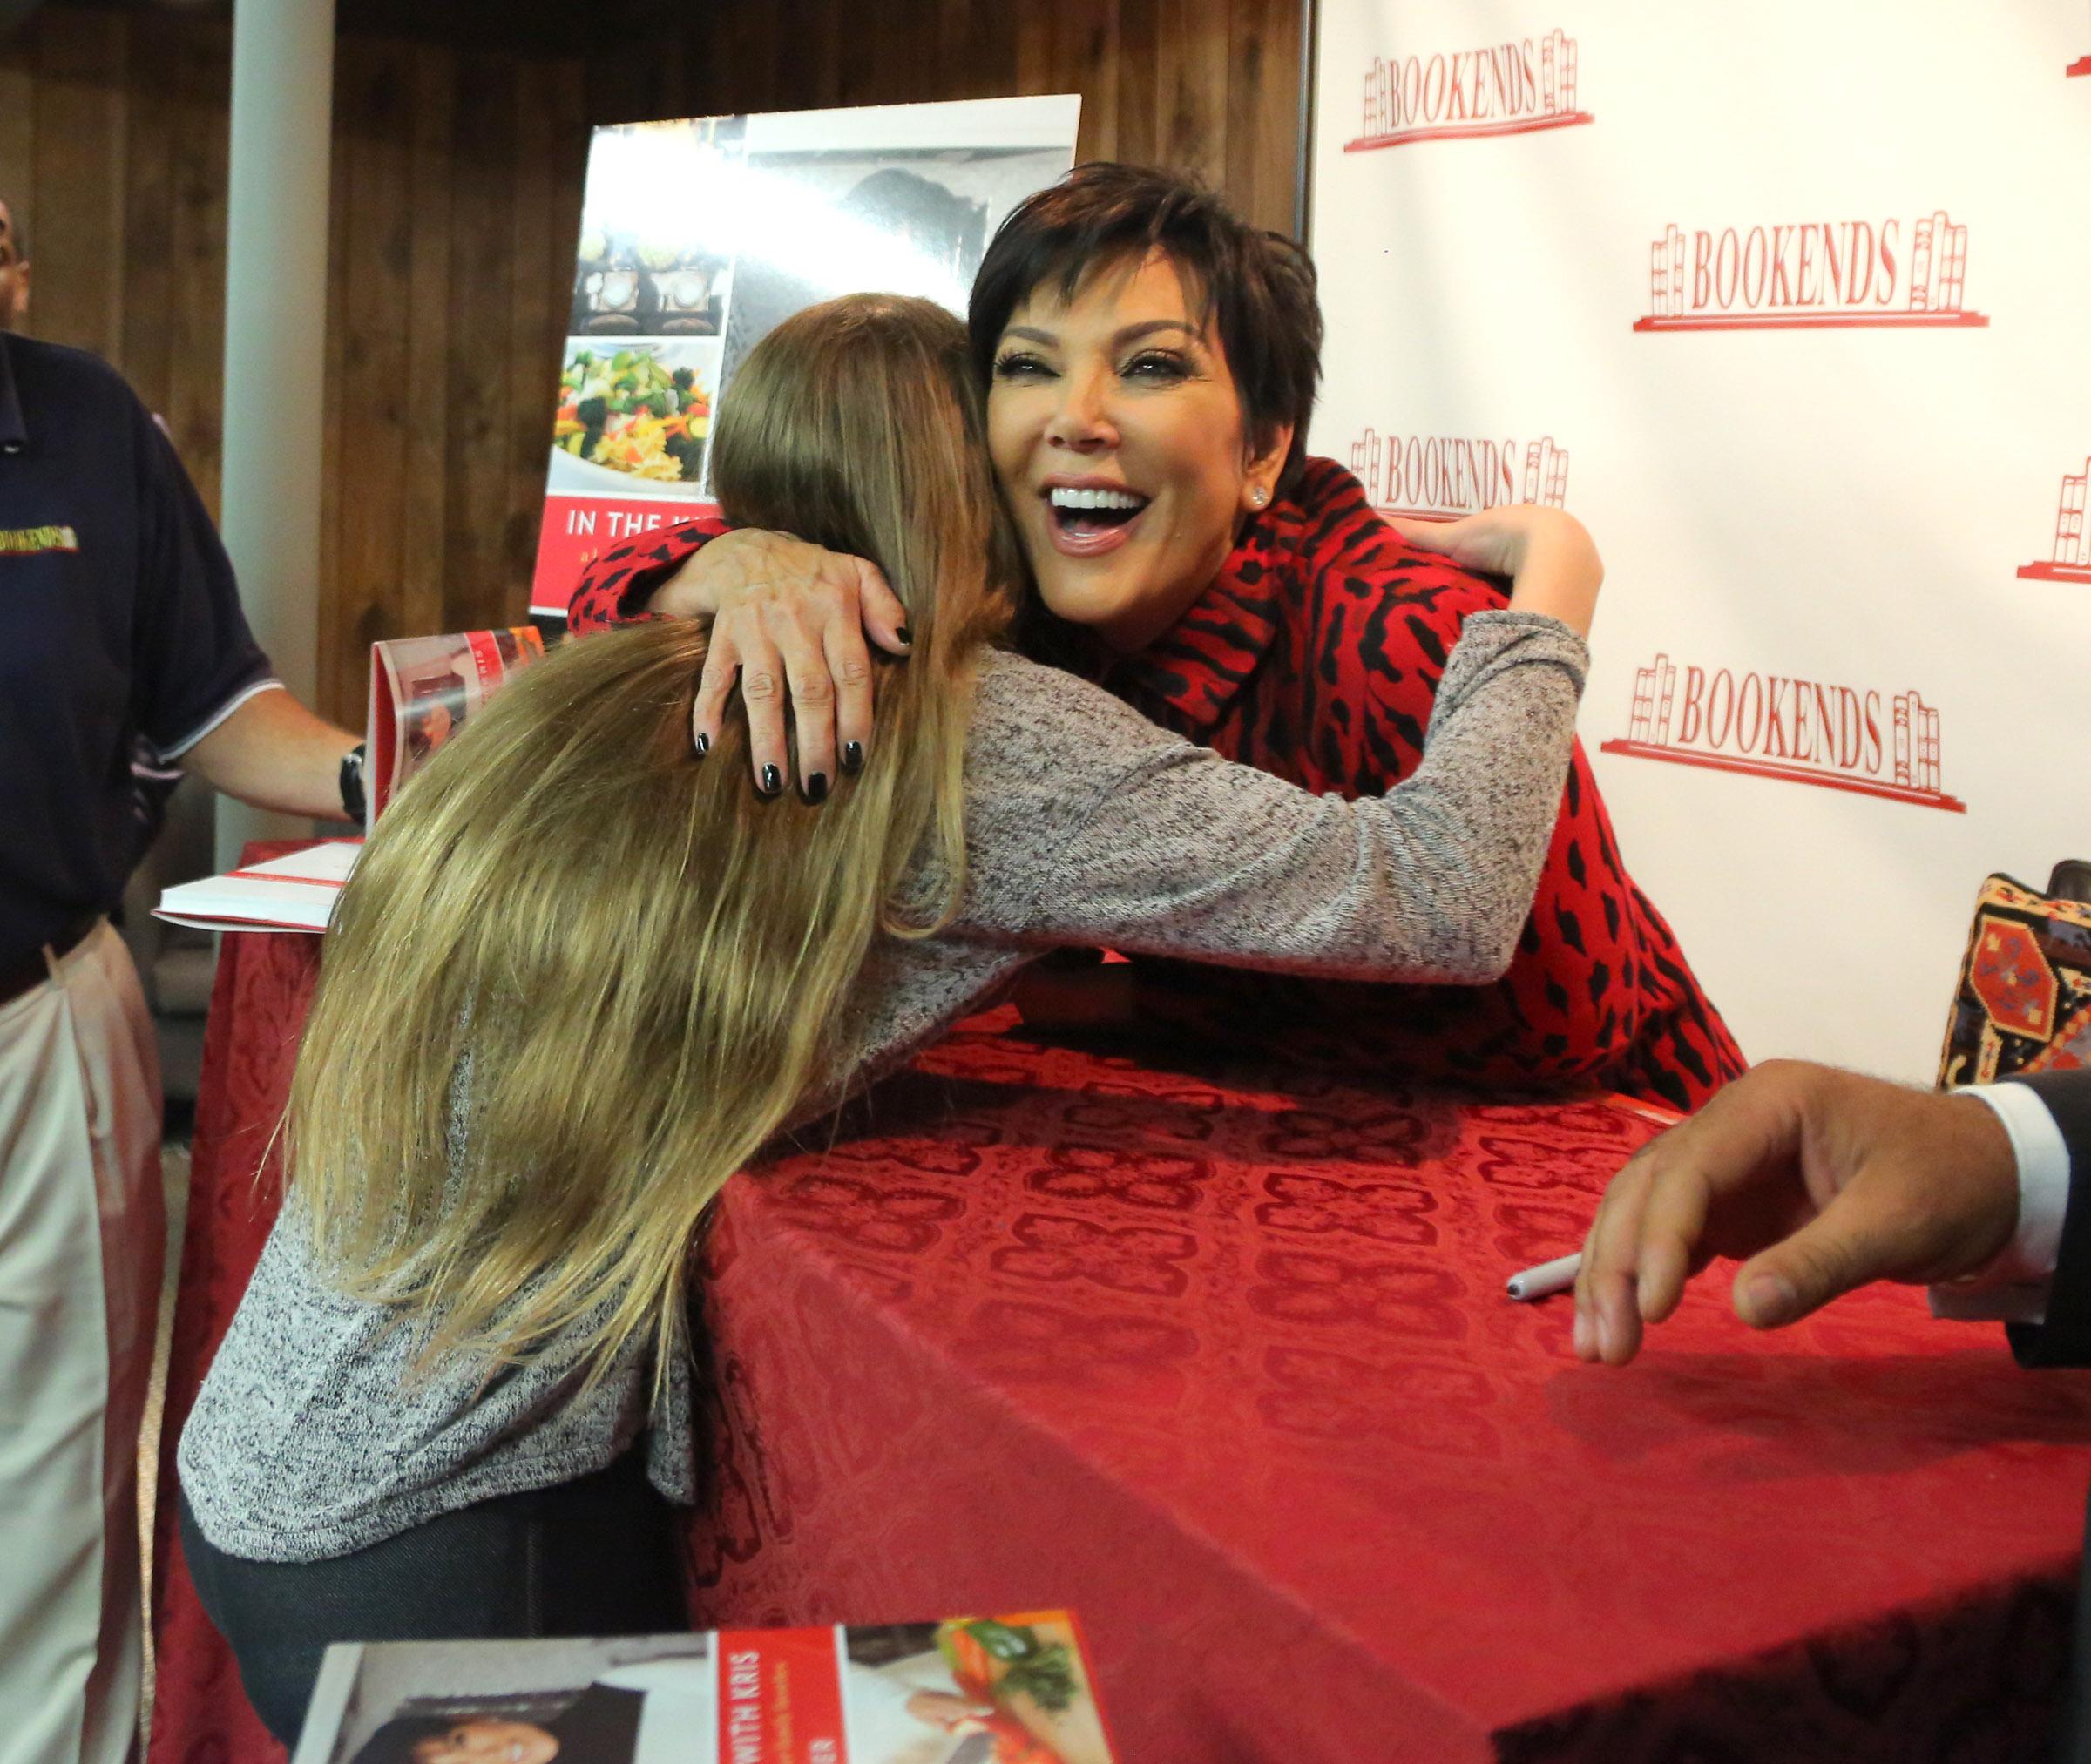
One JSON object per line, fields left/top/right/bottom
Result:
{"left": 151, "top": 859, "right": 2091, "bottom": 1763}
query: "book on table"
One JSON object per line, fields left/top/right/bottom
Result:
{"left": 152, "top": 625, "right": 551, "bottom": 935}
{"left": 153, "top": 839, "right": 362, "bottom": 934}
{"left": 292, "top": 1612, "right": 1116, "bottom": 1764}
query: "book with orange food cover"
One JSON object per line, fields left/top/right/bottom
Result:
{"left": 292, "top": 1612, "right": 1116, "bottom": 1764}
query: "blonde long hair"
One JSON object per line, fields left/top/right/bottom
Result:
{"left": 288, "top": 295, "right": 1018, "bottom": 1387}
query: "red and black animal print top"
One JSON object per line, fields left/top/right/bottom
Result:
{"left": 567, "top": 457, "right": 1746, "bottom": 1111}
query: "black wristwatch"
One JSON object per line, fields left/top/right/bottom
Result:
{"left": 339, "top": 742, "right": 368, "bottom": 828}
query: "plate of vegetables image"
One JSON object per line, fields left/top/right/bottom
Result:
{"left": 550, "top": 341, "right": 714, "bottom": 494}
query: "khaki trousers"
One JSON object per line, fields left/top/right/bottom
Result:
{"left": 0, "top": 923, "right": 163, "bottom": 1764}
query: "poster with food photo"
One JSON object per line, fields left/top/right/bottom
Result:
{"left": 530, "top": 95, "right": 1079, "bottom": 618}
{"left": 567, "top": 113, "right": 744, "bottom": 339}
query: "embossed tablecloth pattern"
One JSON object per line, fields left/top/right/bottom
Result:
{"left": 151, "top": 875, "right": 2091, "bottom": 1763}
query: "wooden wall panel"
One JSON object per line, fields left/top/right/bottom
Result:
{"left": 441, "top": 57, "right": 521, "bottom": 642}
{"left": 398, "top": 44, "right": 457, "bottom": 646}
{"left": 312, "top": 41, "right": 590, "bottom": 717}
{"left": 165, "top": 20, "right": 229, "bottom": 515}
{"left": 0, "top": 35, "right": 35, "bottom": 253}
{"left": 1069, "top": 0, "right": 1123, "bottom": 165}
{"left": 1158, "top": 0, "right": 1232, "bottom": 193}
{"left": 1113, "top": 0, "right": 1161, "bottom": 171}
{"left": 328, "top": 37, "right": 415, "bottom": 724}
{"left": 116, "top": 11, "right": 178, "bottom": 416}
{"left": 3, "top": 0, "right": 1303, "bottom": 725}
{"left": 506, "top": 57, "right": 585, "bottom": 603}
{"left": 315, "top": 51, "right": 351, "bottom": 728}
{"left": 30, "top": 8, "right": 125, "bottom": 363}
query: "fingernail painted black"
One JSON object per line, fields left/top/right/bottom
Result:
{"left": 803, "top": 773, "right": 829, "bottom": 805}
{"left": 841, "top": 740, "right": 863, "bottom": 774}
{"left": 759, "top": 764, "right": 782, "bottom": 796}
{"left": 896, "top": 625, "right": 913, "bottom": 646}
{"left": 693, "top": 732, "right": 710, "bottom": 757}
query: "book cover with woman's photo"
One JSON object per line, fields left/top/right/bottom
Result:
{"left": 293, "top": 1612, "right": 1116, "bottom": 1764}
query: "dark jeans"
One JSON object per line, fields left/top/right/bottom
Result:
{"left": 179, "top": 1452, "right": 687, "bottom": 1745}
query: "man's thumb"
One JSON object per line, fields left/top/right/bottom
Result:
{"left": 1731, "top": 1213, "right": 1878, "bottom": 1329}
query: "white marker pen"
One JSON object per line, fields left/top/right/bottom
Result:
{"left": 1506, "top": 1251, "right": 1582, "bottom": 1303}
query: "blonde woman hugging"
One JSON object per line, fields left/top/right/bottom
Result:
{"left": 177, "top": 294, "right": 1601, "bottom": 1740}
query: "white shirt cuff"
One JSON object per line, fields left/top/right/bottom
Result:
{"left": 1927, "top": 1083, "right": 2072, "bottom": 1327}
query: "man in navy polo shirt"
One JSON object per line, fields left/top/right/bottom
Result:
{"left": 0, "top": 194, "right": 362, "bottom": 1764}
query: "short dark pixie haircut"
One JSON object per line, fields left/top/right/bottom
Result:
{"left": 968, "top": 163, "right": 1323, "bottom": 492}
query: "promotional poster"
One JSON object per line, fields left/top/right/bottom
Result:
{"left": 531, "top": 96, "right": 1081, "bottom": 618}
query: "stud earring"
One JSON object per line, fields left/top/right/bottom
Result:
{"left": 1250, "top": 486, "right": 1269, "bottom": 508}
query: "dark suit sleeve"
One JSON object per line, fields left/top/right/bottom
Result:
{"left": 2005, "top": 1071, "right": 2091, "bottom": 1368}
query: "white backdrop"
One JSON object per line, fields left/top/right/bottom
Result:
{"left": 1308, "top": 1, "right": 2091, "bottom": 1081}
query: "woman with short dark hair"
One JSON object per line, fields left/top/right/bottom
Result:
{"left": 966, "top": 160, "right": 1322, "bottom": 495}
{"left": 573, "top": 163, "right": 1743, "bottom": 1110}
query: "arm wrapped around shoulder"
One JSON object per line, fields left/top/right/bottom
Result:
{"left": 1404, "top": 609, "right": 1592, "bottom": 978}
{"left": 960, "top": 611, "right": 1588, "bottom": 986}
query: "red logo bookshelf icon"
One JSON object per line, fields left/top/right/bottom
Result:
{"left": 1599, "top": 653, "right": 1966, "bottom": 813}
{"left": 1347, "top": 28, "right": 1594, "bottom": 152}
{"left": 2020, "top": 459, "right": 2091, "bottom": 583}
{"left": 1633, "top": 213, "right": 1989, "bottom": 332}
{"left": 1349, "top": 429, "right": 1568, "bottom": 522}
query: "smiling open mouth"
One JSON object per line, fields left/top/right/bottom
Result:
{"left": 1049, "top": 485, "right": 1151, "bottom": 538}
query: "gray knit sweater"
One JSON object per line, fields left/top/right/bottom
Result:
{"left": 179, "top": 611, "right": 1587, "bottom": 1562}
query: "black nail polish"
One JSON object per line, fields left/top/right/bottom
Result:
{"left": 758, "top": 764, "right": 782, "bottom": 797}
{"left": 841, "top": 740, "right": 863, "bottom": 774}
{"left": 802, "top": 772, "right": 829, "bottom": 805}
{"left": 896, "top": 625, "right": 913, "bottom": 647}
{"left": 693, "top": 732, "right": 710, "bottom": 757}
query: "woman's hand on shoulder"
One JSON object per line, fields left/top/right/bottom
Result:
{"left": 1388, "top": 505, "right": 1602, "bottom": 639}
{"left": 655, "top": 528, "right": 912, "bottom": 797}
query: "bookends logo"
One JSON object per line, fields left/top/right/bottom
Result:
{"left": 1348, "top": 28, "right": 1593, "bottom": 152}
{"left": 1349, "top": 429, "right": 1568, "bottom": 521}
{"left": 1634, "top": 214, "right": 1989, "bottom": 331}
{"left": 2019, "top": 456, "right": 2091, "bottom": 583}
{"left": 1599, "top": 653, "right": 1966, "bottom": 813}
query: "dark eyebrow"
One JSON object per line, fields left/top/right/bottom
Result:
{"left": 1113, "top": 320, "right": 1205, "bottom": 348}
{"left": 998, "top": 319, "right": 1207, "bottom": 350}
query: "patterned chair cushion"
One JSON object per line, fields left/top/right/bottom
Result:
{"left": 1939, "top": 873, "right": 2091, "bottom": 1088}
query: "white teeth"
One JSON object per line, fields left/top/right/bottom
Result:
{"left": 1049, "top": 487, "right": 1147, "bottom": 510}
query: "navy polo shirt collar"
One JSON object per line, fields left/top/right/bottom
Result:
{"left": 0, "top": 336, "right": 24, "bottom": 454}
